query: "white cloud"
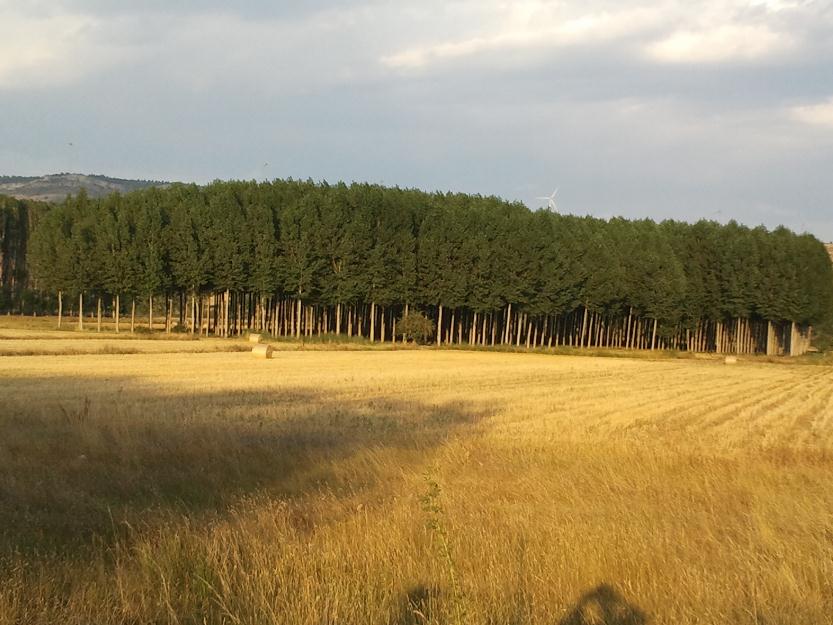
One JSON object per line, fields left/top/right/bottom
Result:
{"left": 0, "top": 4, "right": 383, "bottom": 92}
{"left": 148, "top": 8, "right": 385, "bottom": 94}
{"left": 379, "top": 0, "right": 815, "bottom": 71}
{"left": 791, "top": 98, "right": 833, "bottom": 128}
{"left": 0, "top": 7, "right": 151, "bottom": 90}
{"left": 750, "top": 0, "right": 801, "bottom": 11}
{"left": 645, "top": 24, "right": 790, "bottom": 63}
{"left": 380, "top": 8, "right": 660, "bottom": 69}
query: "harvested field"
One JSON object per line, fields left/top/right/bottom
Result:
{"left": 1, "top": 336, "right": 832, "bottom": 624}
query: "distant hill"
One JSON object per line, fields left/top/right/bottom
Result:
{"left": 0, "top": 173, "right": 170, "bottom": 203}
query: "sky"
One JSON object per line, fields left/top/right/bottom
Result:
{"left": 1, "top": 0, "right": 832, "bottom": 241}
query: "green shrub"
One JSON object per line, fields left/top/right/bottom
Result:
{"left": 398, "top": 312, "right": 435, "bottom": 344}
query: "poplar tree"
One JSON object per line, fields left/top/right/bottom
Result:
{"left": 22, "top": 177, "right": 833, "bottom": 354}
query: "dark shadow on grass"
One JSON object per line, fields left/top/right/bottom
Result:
{"left": 388, "top": 583, "right": 647, "bottom": 625}
{"left": 0, "top": 376, "right": 486, "bottom": 555}
{"left": 559, "top": 584, "right": 647, "bottom": 625}
{"left": 390, "top": 585, "right": 439, "bottom": 625}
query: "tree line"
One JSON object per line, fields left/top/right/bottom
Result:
{"left": 20, "top": 179, "right": 833, "bottom": 354}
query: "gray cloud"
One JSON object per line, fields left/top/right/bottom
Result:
{"left": 1, "top": 0, "right": 831, "bottom": 240}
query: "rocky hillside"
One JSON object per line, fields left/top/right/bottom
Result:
{"left": 0, "top": 173, "right": 169, "bottom": 203}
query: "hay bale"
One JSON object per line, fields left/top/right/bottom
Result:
{"left": 252, "top": 344, "right": 273, "bottom": 359}
{"left": 724, "top": 356, "right": 737, "bottom": 365}
{"left": 248, "top": 333, "right": 262, "bottom": 343}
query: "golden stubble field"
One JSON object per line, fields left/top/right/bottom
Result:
{"left": 1, "top": 331, "right": 832, "bottom": 625}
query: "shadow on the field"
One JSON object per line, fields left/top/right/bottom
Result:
{"left": 558, "top": 584, "right": 647, "bottom": 625}
{"left": 0, "top": 375, "right": 487, "bottom": 554}
{"left": 391, "top": 585, "right": 439, "bottom": 625}
{"left": 388, "top": 583, "right": 646, "bottom": 625}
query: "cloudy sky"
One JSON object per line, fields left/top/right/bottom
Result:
{"left": 2, "top": 0, "right": 832, "bottom": 240}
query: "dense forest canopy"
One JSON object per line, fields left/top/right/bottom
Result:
{"left": 0, "top": 195, "right": 49, "bottom": 312}
{"left": 10, "top": 178, "right": 833, "bottom": 353}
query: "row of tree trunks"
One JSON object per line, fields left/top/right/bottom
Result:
{"left": 50, "top": 290, "right": 816, "bottom": 355}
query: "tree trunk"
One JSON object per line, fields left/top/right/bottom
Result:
{"left": 790, "top": 320, "right": 797, "bottom": 357}
{"left": 237, "top": 293, "right": 243, "bottom": 336}
{"left": 634, "top": 318, "right": 642, "bottom": 350}
{"left": 57, "top": 290, "right": 63, "bottom": 329}
{"left": 437, "top": 304, "right": 443, "bottom": 347}
{"left": 131, "top": 297, "right": 136, "bottom": 333}
{"left": 651, "top": 318, "right": 658, "bottom": 351}
{"left": 202, "top": 294, "right": 208, "bottom": 334}
{"left": 272, "top": 299, "right": 278, "bottom": 337}
{"left": 115, "top": 294, "right": 120, "bottom": 333}
{"left": 149, "top": 294, "right": 153, "bottom": 332}
{"left": 580, "top": 306, "right": 589, "bottom": 348}
{"left": 209, "top": 293, "right": 215, "bottom": 336}
{"left": 625, "top": 308, "right": 633, "bottom": 349}
{"left": 449, "top": 309, "right": 455, "bottom": 346}
{"left": 97, "top": 296, "right": 102, "bottom": 332}
{"left": 482, "top": 313, "right": 488, "bottom": 346}
{"left": 225, "top": 289, "right": 230, "bottom": 338}
{"left": 78, "top": 292, "right": 84, "bottom": 331}
{"left": 593, "top": 312, "right": 600, "bottom": 347}
{"left": 370, "top": 301, "right": 376, "bottom": 343}
{"left": 548, "top": 316, "right": 554, "bottom": 348}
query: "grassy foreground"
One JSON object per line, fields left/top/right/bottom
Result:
{"left": 1, "top": 332, "right": 832, "bottom": 624}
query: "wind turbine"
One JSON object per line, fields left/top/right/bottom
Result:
{"left": 536, "top": 188, "right": 559, "bottom": 211}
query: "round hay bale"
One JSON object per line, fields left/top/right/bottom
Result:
{"left": 248, "top": 333, "right": 262, "bottom": 343}
{"left": 252, "top": 344, "right": 273, "bottom": 359}
{"left": 724, "top": 356, "right": 738, "bottom": 365}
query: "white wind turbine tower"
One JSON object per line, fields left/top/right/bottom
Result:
{"left": 536, "top": 188, "right": 559, "bottom": 212}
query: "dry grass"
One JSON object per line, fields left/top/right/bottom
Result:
{"left": 0, "top": 319, "right": 407, "bottom": 355}
{"left": 0, "top": 338, "right": 253, "bottom": 356}
{"left": 1, "top": 340, "right": 832, "bottom": 624}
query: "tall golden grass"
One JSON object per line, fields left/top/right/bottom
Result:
{"left": 1, "top": 342, "right": 832, "bottom": 624}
